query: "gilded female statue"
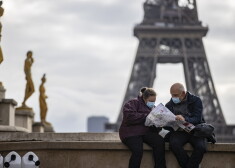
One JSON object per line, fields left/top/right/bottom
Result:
{"left": 22, "top": 51, "right": 35, "bottom": 108}
{"left": 39, "top": 74, "right": 50, "bottom": 125}
{"left": 0, "top": 1, "right": 4, "bottom": 64}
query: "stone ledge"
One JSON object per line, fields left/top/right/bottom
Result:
{"left": 0, "top": 133, "right": 234, "bottom": 152}
{"left": 0, "top": 126, "right": 30, "bottom": 133}
{"left": 15, "top": 109, "right": 35, "bottom": 117}
{"left": 0, "top": 141, "right": 234, "bottom": 152}
{"left": 0, "top": 134, "right": 234, "bottom": 168}
{"left": 0, "top": 99, "right": 17, "bottom": 106}
{"left": 0, "top": 132, "right": 120, "bottom": 142}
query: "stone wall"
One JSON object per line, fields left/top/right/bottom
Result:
{"left": 0, "top": 133, "right": 234, "bottom": 168}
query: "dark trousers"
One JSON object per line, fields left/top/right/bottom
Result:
{"left": 169, "top": 131, "right": 206, "bottom": 168}
{"left": 123, "top": 132, "right": 166, "bottom": 168}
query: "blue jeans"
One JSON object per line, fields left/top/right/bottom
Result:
{"left": 123, "top": 132, "right": 166, "bottom": 168}
{"left": 169, "top": 131, "right": 206, "bottom": 168}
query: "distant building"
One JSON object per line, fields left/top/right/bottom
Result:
{"left": 87, "top": 116, "right": 109, "bottom": 132}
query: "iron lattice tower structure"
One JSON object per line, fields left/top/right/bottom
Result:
{"left": 116, "top": 0, "right": 235, "bottom": 142}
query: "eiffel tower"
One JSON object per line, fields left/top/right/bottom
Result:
{"left": 114, "top": 0, "right": 235, "bottom": 142}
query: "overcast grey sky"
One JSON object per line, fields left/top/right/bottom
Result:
{"left": 0, "top": 0, "right": 235, "bottom": 132}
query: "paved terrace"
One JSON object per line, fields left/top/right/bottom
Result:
{"left": 0, "top": 133, "right": 234, "bottom": 168}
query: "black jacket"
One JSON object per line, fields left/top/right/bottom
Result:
{"left": 165, "top": 92, "right": 203, "bottom": 125}
{"left": 165, "top": 92, "right": 216, "bottom": 143}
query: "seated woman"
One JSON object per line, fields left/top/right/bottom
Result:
{"left": 119, "top": 87, "right": 166, "bottom": 168}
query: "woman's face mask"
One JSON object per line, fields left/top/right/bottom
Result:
{"left": 146, "top": 101, "right": 155, "bottom": 108}
{"left": 145, "top": 95, "right": 156, "bottom": 108}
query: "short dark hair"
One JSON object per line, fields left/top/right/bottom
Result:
{"left": 140, "top": 87, "right": 157, "bottom": 100}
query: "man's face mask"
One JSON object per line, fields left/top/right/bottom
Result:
{"left": 172, "top": 97, "right": 181, "bottom": 104}
{"left": 171, "top": 92, "right": 183, "bottom": 104}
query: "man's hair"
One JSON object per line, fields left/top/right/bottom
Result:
{"left": 171, "top": 83, "right": 186, "bottom": 93}
{"left": 179, "top": 84, "right": 185, "bottom": 92}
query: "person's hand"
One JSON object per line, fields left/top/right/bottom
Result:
{"left": 175, "top": 115, "right": 185, "bottom": 121}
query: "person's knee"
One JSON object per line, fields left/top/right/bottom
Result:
{"left": 144, "top": 133, "right": 165, "bottom": 148}
{"left": 170, "top": 137, "right": 181, "bottom": 148}
{"left": 194, "top": 143, "right": 206, "bottom": 153}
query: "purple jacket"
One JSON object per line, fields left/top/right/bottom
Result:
{"left": 119, "top": 96, "right": 152, "bottom": 141}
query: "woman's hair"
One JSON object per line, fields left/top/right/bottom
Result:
{"left": 140, "top": 87, "right": 157, "bottom": 100}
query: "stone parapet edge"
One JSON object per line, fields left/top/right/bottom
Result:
{"left": 0, "top": 141, "right": 234, "bottom": 152}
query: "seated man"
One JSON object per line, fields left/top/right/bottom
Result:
{"left": 165, "top": 83, "right": 206, "bottom": 168}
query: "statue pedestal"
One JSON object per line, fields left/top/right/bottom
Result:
{"left": 43, "top": 123, "right": 55, "bottom": 132}
{"left": 15, "top": 108, "right": 35, "bottom": 132}
{"left": 0, "top": 84, "right": 27, "bottom": 132}
{"left": 33, "top": 122, "right": 44, "bottom": 133}
{"left": 0, "top": 99, "right": 17, "bottom": 126}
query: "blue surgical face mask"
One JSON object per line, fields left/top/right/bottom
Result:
{"left": 172, "top": 97, "right": 181, "bottom": 104}
{"left": 146, "top": 101, "right": 155, "bottom": 108}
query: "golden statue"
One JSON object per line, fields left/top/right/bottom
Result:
{"left": 39, "top": 74, "right": 50, "bottom": 125}
{"left": 21, "top": 51, "right": 35, "bottom": 108}
{"left": 0, "top": 1, "right": 4, "bottom": 64}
